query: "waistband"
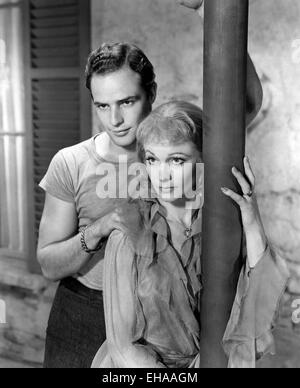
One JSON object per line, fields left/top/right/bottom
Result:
{"left": 60, "top": 277, "right": 103, "bottom": 300}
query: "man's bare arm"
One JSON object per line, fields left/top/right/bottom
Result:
{"left": 246, "top": 55, "right": 263, "bottom": 126}
{"left": 37, "top": 194, "right": 114, "bottom": 282}
{"left": 178, "top": 0, "right": 263, "bottom": 126}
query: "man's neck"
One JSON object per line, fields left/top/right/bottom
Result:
{"left": 95, "top": 132, "right": 137, "bottom": 162}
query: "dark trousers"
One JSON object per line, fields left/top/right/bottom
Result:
{"left": 44, "top": 277, "right": 106, "bottom": 368}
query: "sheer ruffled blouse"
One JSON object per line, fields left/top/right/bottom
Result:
{"left": 92, "top": 200, "right": 289, "bottom": 369}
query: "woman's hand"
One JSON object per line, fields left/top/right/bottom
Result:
{"left": 221, "top": 157, "right": 268, "bottom": 268}
{"left": 221, "top": 157, "right": 259, "bottom": 229}
{"left": 177, "top": 0, "right": 204, "bottom": 10}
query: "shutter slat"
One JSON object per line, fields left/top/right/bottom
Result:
{"left": 33, "top": 122, "right": 79, "bottom": 131}
{"left": 34, "top": 150, "right": 59, "bottom": 160}
{"left": 33, "top": 138, "right": 79, "bottom": 148}
{"left": 31, "top": 16, "right": 77, "bottom": 28}
{"left": 32, "top": 91, "right": 79, "bottom": 101}
{"left": 34, "top": 195, "right": 44, "bottom": 205}
{"left": 32, "top": 79, "right": 78, "bottom": 91}
{"left": 31, "top": 26, "right": 78, "bottom": 39}
{"left": 32, "top": 36, "right": 78, "bottom": 49}
{"left": 31, "top": 6, "right": 78, "bottom": 19}
{"left": 33, "top": 108, "right": 79, "bottom": 118}
{"left": 33, "top": 101, "right": 79, "bottom": 110}
{"left": 34, "top": 166, "right": 51, "bottom": 175}
{"left": 32, "top": 47, "right": 78, "bottom": 58}
{"left": 35, "top": 205, "right": 44, "bottom": 214}
{"left": 33, "top": 112, "right": 79, "bottom": 120}
{"left": 34, "top": 130, "right": 79, "bottom": 139}
{"left": 31, "top": 0, "right": 77, "bottom": 8}
{"left": 32, "top": 57, "right": 78, "bottom": 68}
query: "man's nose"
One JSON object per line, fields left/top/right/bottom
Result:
{"left": 110, "top": 107, "right": 124, "bottom": 127}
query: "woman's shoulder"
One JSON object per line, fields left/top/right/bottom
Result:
{"left": 109, "top": 199, "right": 155, "bottom": 257}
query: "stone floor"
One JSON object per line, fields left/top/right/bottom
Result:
{"left": 0, "top": 292, "right": 299, "bottom": 368}
{"left": 0, "top": 357, "right": 36, "bottom": 368}
{"left": 1, "top": 326, "right": 300, "bottom": 368}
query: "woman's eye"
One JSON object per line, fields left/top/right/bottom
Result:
{"left": 146, "top": 157, "right": 157, "bottom": 165}
{"left": 172, "top": 158, "right": 185, "bottom": 165}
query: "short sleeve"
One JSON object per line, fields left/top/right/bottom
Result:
{"left": 39, "top": 150, "right": 75, "bottom": 203}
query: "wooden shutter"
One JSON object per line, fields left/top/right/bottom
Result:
{"left": 23, "top": 0, "right": 91, "bottom": 272}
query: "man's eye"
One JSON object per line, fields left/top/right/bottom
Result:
{"left": 122, "top": 100, "right": 134, "bottom": 107}
{"left": 97, "top": 105, "right": 109, "bottom": 111}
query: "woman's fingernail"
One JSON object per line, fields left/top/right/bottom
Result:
{"left": 221, "top": 187, "right": 228, "bottom": 192}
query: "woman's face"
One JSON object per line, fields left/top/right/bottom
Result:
{"left": 144, "top": 140, "right": 203, "bottom": 203}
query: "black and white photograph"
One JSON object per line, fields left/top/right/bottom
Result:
{"left": 0, "top": 0, "right": 299, "bottom": 370}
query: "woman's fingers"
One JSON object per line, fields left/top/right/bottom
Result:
{"left": 231, "top": 166, "right": 252, "bottom": 196}
{"left": 244, "top": 157, "right": 256, "bottom": 187}
{"left": 221, "top": 187, "right": 244, "bottom": 206}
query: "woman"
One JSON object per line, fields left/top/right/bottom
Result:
{"left": 92, "top": 101, "right": 289, "bottom": 368}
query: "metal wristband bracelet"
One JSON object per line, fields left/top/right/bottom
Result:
{"left": 80, "top": 226, "right": 105, "bottom": 254}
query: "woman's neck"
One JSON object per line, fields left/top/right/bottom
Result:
{"left": 158, "top": 199, "right": 197, "bottom": 228}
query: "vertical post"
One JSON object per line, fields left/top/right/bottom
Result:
{"left": 200, "top": 0, "right": 249, "bottom": 368}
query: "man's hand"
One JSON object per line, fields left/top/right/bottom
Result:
{"left": 177, "top": 0, "right": 204, "bottom": 11}
{"left": 90, "top": 201, "right": 143, "bottom": 245}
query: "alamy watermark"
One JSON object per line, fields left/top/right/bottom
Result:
{"left": 0, "top": 299, "right": 6, "bottom": 325}
{"left": 95, "top": 156, "right": 204, "bottom": 210}
{"left": 292, "top": 299, "right": 300, "bottom": 325}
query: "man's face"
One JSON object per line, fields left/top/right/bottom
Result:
{"left": 91, "top": 66, "right": 155, "bottom": 149}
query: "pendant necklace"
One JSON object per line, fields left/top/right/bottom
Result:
{"left": 184, "top": 227, "right": 193, "bottom": 239}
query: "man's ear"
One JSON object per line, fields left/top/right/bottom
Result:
{"left": 149, "top": 82, "right": 157, "bottom": 105}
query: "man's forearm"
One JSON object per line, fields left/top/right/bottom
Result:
{"left": 38, "top": 233, "right": 93, "bottom": 282}
{"left": 246, "top": 54, "right": 263, "bottom": 126}
{"left": 38, "top": 220, "right": 108, "bottom": 282}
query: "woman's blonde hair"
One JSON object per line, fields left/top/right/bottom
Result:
{"left": 136, "top": 100, "right": 203, "bottom": 162}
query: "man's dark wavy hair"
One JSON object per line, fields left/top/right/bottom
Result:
{"left": 85, "top": 42, "right": 156, "bottom": 97}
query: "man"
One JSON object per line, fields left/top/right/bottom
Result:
{"left": 38, "top": 0, "right": 262, "bottom": 368}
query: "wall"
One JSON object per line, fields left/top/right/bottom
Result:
{"left": 92, "top": 0, "right": 300, "bottom": 289}
{"left": 247, "top": 0, "right": 300, "bottom": 294}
